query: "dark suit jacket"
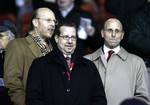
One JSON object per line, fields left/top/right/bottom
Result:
{"left": 26, "top": 48, "right": 107, "bottom": 105}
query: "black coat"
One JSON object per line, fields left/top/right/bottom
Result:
{"left": 26, "top": 48, "right": 107, "bottom": 105}
{"left": 127, "top": 3, "right": 150, "bottom": 67}
{"left": 128, "top": 3, "right": 150, "bottom": 56}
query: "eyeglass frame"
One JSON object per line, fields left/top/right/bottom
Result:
{"left": 35, "top": 17, "right": 59, "bottom": 25}
{"left": 59, "top": 35, "right": 77, "bottom": 41}
{"left": 104, "top": 28, "right": 123, "bottom": 34}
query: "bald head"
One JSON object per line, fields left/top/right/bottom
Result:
{"left": 35, "top": 8, "right": 55, "bottom": 18}
{"left": 29, "top": 7, "right": 55, "bottom": 30}
{"left": 30, "top": 7, "right": 56, "bottom": 39}
{"left": 104, "top": 18, "right": 123, "bottom": 31}
{"left": 101, "top": 18, "right": 124, "bottom": 49}
{"left": 35, "top": 7, "right": 55, "bottom": 19}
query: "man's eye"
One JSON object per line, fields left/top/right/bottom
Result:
{"left": 71, "top": 36, "right": 76, "bottom": 39}
{"left": 64, "top": 36, "right": 69, "bottom": 39}
{"left": 46, "top": 19, "right": 51, "bottom": 22}
{"left": 109, "top": 29, "right": 113, "bottom": 32}
{"left": 115, "top": 30, "right": 119, "bottom": 33}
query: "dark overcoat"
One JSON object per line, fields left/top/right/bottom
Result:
{"left": 26, "top": 49, "right": 107, "bottom": 105}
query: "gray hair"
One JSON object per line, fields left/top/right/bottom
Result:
{"left": 5, "top": 30, "right": 15, "bottom": 40}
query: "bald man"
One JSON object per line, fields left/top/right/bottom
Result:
{"left": 4, "top": 7, "right": 57, "bottom": 105}
{"left": 84, "top": 18, "right": 149, "bottom": 105}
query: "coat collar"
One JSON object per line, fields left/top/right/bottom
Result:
{"left": 26, "top": 35, "right": 42, "bottom": 57}
{"left": 117, "top": 47, "right": 128, "bottom": 61}
{"left": 92, "top": 47, "right": 128, "bottom": 61}
{"left": 45, "top": 48, "right": 86, "bottom": 67}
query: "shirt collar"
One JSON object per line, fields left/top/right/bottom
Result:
{"left": 64, "top": 54, "right": 71, "bottom": 58}
{"left": 103, "top": 45, "right": 120, "bottom": 55}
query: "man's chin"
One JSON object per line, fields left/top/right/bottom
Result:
{"left": 66, "top": 50, "right": 74, "bottom": 54}
{"left": 46, "top": 34, "right": 52, "bottom": 38}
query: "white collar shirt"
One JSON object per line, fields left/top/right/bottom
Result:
{"left": 103, "top": 45, "right": 120, "bottom": 59}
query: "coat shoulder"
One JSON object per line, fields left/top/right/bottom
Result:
{"left": 84, "top": 48, "right": 101, "bottom": 61}
{"left": 84, "top": 53, "right": 94, "bottom": 61}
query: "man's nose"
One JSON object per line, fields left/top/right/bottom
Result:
{"left": 112, "top": 31, "right": 116, "bottom": 37}
{"left": 68, "top": 37, "right": 73, "bottom": 43}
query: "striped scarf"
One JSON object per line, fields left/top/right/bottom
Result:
{"left": 30, "top": 35, "right": 53, "bottom": 56}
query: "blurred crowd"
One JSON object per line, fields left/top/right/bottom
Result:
{"left": 0, "top": 0, "right": 149, "bottom": 59}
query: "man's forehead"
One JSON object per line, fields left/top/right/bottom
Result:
{"left": 105, "top": 19, "right": 123, "bottom": 30}
{"left": 38, "top": 9, "right": 53, "bottom": 16}
{"left": 61, "top": 26, "right": 76, "bottom": 31}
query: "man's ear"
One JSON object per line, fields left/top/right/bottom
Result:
{"left": 54, "top": 35, "right": 59, "bottom": 43}
{"left": 121, "top": 31, "right": 124, "bottom": 39}
{"left": 32, "top": 19, "right": 38, "bottom": 28}
{"left": 101, "top": 29, "right": 104, "bottom": 38}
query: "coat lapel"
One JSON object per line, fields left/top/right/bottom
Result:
{"left": 92, "top": 48, "right": 107, "bottom": 69}
{"left": 26, "top": 35, "right": 43, "bottom": 57}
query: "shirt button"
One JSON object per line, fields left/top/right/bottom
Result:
{"left": 67, "top": 89, "right": 70, "bottom": 92}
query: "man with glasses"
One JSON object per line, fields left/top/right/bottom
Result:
{"left": 26, "top": 22, "right": 107, "bottom": 105}
{"left": 51, "top": 0, "right": 103, "bottom": 56}
{"left": 4, "top": 7, "right": 56, "bottom": 105}
{"left": 84, "top": 18, "right": 149, "bottom": 105}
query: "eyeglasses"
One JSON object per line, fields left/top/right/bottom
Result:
{"left": 36, "top": 18, "right": 59, "bottom": 25}
{"left": 104, "top": 29, "right": 122, "bottom": 34}
{"left": 59, "top": 35, "right": 77, "bottom": 41}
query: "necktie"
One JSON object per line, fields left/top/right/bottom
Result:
{"left": 66, "top": 56, "right": 71, "bottom": 68}
{"left": 107, "top": 50, "right": 114, "bottom": 61}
